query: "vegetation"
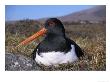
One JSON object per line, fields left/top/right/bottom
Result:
{"left": 5, "top": 20, "right": 106, "bottom": 71}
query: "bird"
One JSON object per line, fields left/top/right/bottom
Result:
{"left": 16, "top": 18, "right": 84, "bottom": 66}
{"left": 30, "top": 18, "right": 84, "bottom": 66}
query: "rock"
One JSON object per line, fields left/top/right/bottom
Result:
{"left": 5, "top": 53, "right": 42, "bottom": 71}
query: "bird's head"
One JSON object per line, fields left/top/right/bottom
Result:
{"left": 16, "top": 18, "right": 65, "bottom": 47}
{"left": 44, "top": 18, "right": 65, "bottom": 36}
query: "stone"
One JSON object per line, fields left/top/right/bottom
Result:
{"left": 5, "top": 53, "right": 42, "bottom": 71}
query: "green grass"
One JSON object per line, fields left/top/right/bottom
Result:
{"left": 5, "top": 23, "right": 106, "bottom": 71}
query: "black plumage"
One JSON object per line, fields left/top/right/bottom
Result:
{"left": 32, "top": 18, "right": 84, "bottom": 60}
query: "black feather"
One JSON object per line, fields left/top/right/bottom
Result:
{"left": 31, "top": 18, "right": 84, "bottom": 60}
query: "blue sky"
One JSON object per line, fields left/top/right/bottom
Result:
{"left": 5, "top": 5, "right": 95, "bottom": 21}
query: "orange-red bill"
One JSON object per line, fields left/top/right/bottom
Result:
{"left": 16, "top": 27, "right": 47, "bottom": 48}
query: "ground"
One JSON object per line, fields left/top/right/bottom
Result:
{"left": 5, "top": 22, "right": 106, "bottom": 71}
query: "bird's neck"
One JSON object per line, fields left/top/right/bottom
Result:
{"left": 46, "top": 32, "right": 65, "bottom": 38}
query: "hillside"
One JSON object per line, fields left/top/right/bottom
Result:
{"left": 59, "top": 6, "right": 106, "bottom": 23}
{"left": 38, "top": 6, "right": 106, "bottom": 23}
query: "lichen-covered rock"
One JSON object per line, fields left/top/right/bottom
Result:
{"left": 5, "top": 53, "right": 105, "bottom": 71}
{"left": 5, "top": 53, "right": 42, "bottom": 71}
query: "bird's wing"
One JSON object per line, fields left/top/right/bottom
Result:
{"left": 66, "top": 38, "right": 84, "bottom": 58}
{"left": 31, "top": 43, "right": 40, "bottom": 60}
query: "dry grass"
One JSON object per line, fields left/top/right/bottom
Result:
{"left": 5, "top": 23, "right": 106, "bottom": 71}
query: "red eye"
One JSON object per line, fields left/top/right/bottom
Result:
{"left": 48, "top": 21, "right": 55, "bottom": 27}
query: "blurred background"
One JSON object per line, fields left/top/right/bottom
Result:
{"left": 5, "top": 5, "right": 106, "bottom": 70}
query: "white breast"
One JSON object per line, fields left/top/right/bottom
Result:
{"left": 35, "top": 45, "right": 78, "bottom": 66}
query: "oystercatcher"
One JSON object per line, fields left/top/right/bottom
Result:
{"left": 16, "top": 18, "right": 83, "bottom": 66}
{"left": 30, "top": 18, "right": 84, "bottom": 66}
